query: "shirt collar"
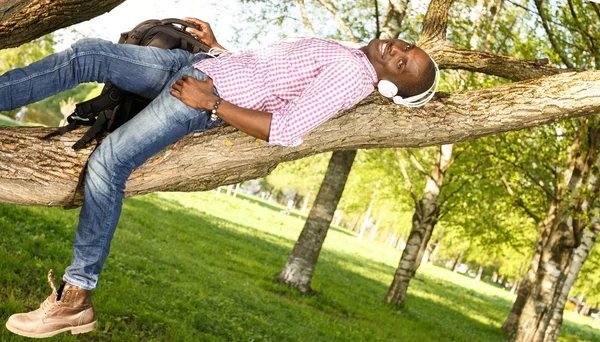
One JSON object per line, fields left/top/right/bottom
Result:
{"left": 352, "top": 49, "right": 378, "bottom": 85}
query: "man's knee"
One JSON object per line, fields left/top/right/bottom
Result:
{"left": 86, "top": 139, "right": 129, "bottom": 185}
{"left": 71, "top": 38, "right": 114, "bottom": 54}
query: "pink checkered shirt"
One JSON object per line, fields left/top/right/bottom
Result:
{"left": 193, "top": 37, "right": 378, "bottom": 146}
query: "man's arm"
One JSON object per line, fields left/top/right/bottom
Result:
{"left": 170, "top": 75, "right": 272, "bottom": 141}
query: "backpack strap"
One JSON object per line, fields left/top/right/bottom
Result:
{"left": 73, "top": 85, "right": 125, "bottom": 119}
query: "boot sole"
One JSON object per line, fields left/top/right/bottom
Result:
{"left": 5, "top": 320, "right": 97, "bottom": 338}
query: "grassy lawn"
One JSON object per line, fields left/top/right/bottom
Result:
{"left": 0, "top": 191, "right": 598, "bottom": 341}
{"left": 0, "top": 116, "right": 19, "bottom": 126}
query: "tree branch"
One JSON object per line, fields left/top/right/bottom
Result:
{"left": 314, "top": 0, "right": 358, "bottom": 42}
{"left": 498, "top": 169, "right": 541, "bottom": 223}
{"left": 0, "top": 0, "right": 125, "bottom": 50}
{"left": 420, "top": 0, "right": 453, "bottom": 44}
{"left": 1, "top": 70, "right": 599, "bottom": 207}
{"left": 379, "top": 0, "right": 410, "bottom": 39}
{"left": 407, "top": 150, "right": 430, "bottom": 177}
{"left": 430, "top": 41, "right": 566, "bottom": 81}
{"left": 297, "top": 0, "right": 317, "bottom": 37}
{"left": 396, "top": 150, "right": 419, "bottom": 204}
{"left": 534, "top": 0, "right": 574, "bottom": 68}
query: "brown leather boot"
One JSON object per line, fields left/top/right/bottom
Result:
{"left": 5, "top": 269, "right": 97, "bottom": 338}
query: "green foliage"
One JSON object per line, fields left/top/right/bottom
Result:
{"left": 0, "top": 34, "right": 102, "bottom": 126}
{"left": 266, "top": 152, "right": 331, "bottom": 202}
{"left": 0, "top": 192, "right": 598, "bottom": 341}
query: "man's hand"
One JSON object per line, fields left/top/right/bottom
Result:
{"left": 170, "top": 75, "right": 272, "bottom": 141}
{"left": 181, "top": 18, "right": 226, "bottom": 50}
{"left": 170, "top": 75, "right": 218, "bottom": 109}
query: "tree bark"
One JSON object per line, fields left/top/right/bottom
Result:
{"left": 0, "top": 0, "right": 125, "bottom": 50}
{"left": 385, "top": 144, "right": 453, "bottom": 306}
{"left": 452, "top": 251, "right": 463, "bottom": 273}
{"left": 5, "top": 69, "right": 595, "bottom": 207}
{"left": 475, "top": 265, "right": 484, "bottom": 281}
{"left": 543, "top": 228, "right": 599, "bottom": 342}
{"left": 277, "top": 150, "right": 356, "bottom": 293}
{"left": 502, "top": 235, "right": 544, "bottom": 333}
{"left": 379, "top": 0, "right": 409, "bottom": 39}
{"left": 507, "top": 117, "right": 600, "bottom": 342}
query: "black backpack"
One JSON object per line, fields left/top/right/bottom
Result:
{"left": 41, "top": 18, "right": 212, "bottom": 207}
{"left": 41, "top": 18, "right": 211, "bottom": 149}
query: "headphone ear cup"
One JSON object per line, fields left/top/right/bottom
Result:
{"left": 393, "top": 96, "right": 404, "bottom": 105}
{"left": 378, "top": 80, "right": 398, "bottom": 98}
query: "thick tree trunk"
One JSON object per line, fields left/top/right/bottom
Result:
{"left": 543, "top": 228, "right": 599, "bottom": 342}
{"left": 507, "top": 118, "right": 600, "bottom": 342}
{"left": 510, "top": 218, "right": 579, "bottom": 342}
{"left": 0, "top": 0, "right": 125, "bottom": 50}
{"left": 385, "top": 144, "right": 453, "bottom": 306}
{"left": 1, "top": 71, "right": 599, "bottom": 207}
{"left": 277, "top": 150, "right": 356, "bottom": 293}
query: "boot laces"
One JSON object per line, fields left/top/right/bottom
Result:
{"left": 40, "top": 269, "right": 60, "bottom": 314}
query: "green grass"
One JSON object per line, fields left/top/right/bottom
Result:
{"left": 0, "top": 191, "right": 598, "bottom": 341}
{"left": 0, "top": 116, "right": 19, "bottom": 126}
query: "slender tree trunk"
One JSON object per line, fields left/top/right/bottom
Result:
{"left": 333, "top": 210, "right": 343, "bottom": 226}
{"left": 543, "top": 228, "right": 599, "bottom": 342}
{"left": 385, "top": 145, "right": 453, "bottom": 306}
{"left": 502, "top": 235, "right": 544, "bottom": 332}
{"left": 415, "top": 222, "right": 435, "bottom": 269}
{"left": 452, "top": 251, "right": 463, "bottom": 273}
{"left": 475, "top": 265, "right": 484, "bottom": 281}
{"left": 301, "top": 187, "right": 313, "bottom": 215}
{"left": 429, "top": 233, "right": 443, "bottom": 262}
{"left": 358, "top": 196, "right": 375, "bottom": 241}
{"left": 370, "top": 213, "right": 383, "bottom": 241}
{"left": 511, "top": 281, "right": 521, "bottom": 295}
{"left": 351, "top": 213, "right": 362, "bottom": 232}
{"left": 277, "top": 150, "right": 356, "bottom": 294}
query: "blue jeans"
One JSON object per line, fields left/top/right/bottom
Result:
{"left": 0, "top": 39, "right": 225, "bottom": 290}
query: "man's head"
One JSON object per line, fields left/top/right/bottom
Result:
{"left": 361, "top": 39, "right": 437, "bottom": 98}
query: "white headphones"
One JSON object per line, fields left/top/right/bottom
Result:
{"left": 377, "top": 56, "right": 440, "bottom": 108}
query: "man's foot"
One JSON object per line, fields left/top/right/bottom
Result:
{"left": 5, "top": 269, "right": 97, "bottom": 338}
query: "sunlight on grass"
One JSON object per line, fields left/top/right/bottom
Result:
{"left": 0, "top": 190, "right": 597, "bottom": 341}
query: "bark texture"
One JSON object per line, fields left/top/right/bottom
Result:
{"left": 385, "top": 145, "right": 453, "bottom": 306}
{"left": 502, "top": 236, "right": 544, "bottom": 333}
{"left": 544, "top": 228, "right": 599, "bottom": 342}
{"left": 277, "top": 150, "right": 356, "bottom": 293}
{"left": 507, "top": 117, "right": 600, "bottom": 342}
{"left": 1, "top": 71, "right": 599, "bottom": 207}
{"left": 0, "top": 0, "right": 125, "bottom": 50}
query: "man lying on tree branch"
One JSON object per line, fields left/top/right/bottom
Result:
{"left": 0, "top": 17, "right": 438, "bottom": 338}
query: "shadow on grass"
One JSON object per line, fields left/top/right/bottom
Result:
{"left": 0, "top": 195, "right": 597, "bottom": 342}
{"left": 234, "top": 192, "right": 356, "bottom": 238}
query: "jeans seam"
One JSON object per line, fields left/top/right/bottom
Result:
{"left": 89, "top": 112, "right": 192, "bottom": 280}
{"left": 1, "top": 50, "right": 178, "bottom": 87}
{"left": 63, "top": 274, "right": 94, "bottom": 291}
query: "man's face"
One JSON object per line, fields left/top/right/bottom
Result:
{"left": 361, "top": 39, "right": 432, "bottom": 97}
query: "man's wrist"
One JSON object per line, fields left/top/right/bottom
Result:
{"left": 210, "top": 97, "right": 222, "bottom": 121}
{"left": 202, "top": 94, "right": 219, "bottom": 109}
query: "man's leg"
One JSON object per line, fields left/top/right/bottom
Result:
{"left": 0, "top": 38, "right": 193, "bottom": 111}
{"left": 64, "top": 63, "right": 223, "bottom": 289}
{"left": 5, "top": 63, "right": 225, "bottom": 337}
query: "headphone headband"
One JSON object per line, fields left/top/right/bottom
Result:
{"left": 377, "top": 54, "right": 440, "bottom": 108}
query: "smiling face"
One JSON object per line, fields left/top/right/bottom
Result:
{"left": 361, "top": 39, "right": 435, "bottom": 98}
